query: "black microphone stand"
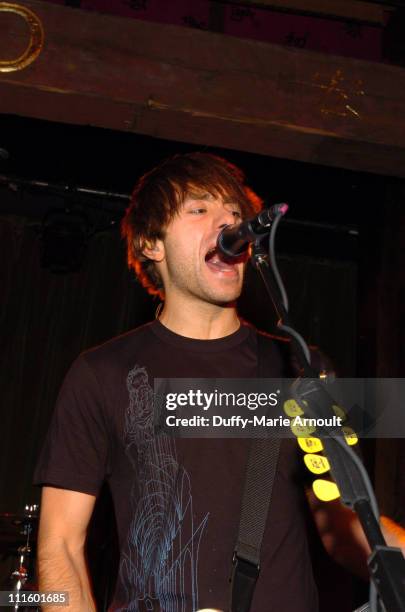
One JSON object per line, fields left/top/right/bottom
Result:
{"left": 250, "top": 236, "right": 405, "bottom": 612}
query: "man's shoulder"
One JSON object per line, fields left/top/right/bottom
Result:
{"left": 254, "top": 326, "right": 327, "bottom": 376}
{"left": 79, "top": 321, "right": 156, "bottom": 371}
{"left": 252, "top": 327, "right": 295, "bottom": 376}
{"left": 245, "top": 321, "right": 292, "bottom": 355}
{"left": 255, "top": 327, "right": 290, "bottom": 347}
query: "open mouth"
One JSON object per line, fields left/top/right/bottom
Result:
{"left": 204, "top": 246, "right": 240, "bottom": 273}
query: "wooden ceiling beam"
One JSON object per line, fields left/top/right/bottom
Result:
{"left": 1, "top": 0, "right": 405, "bottom": 177}
{"left": 229, "top": 0, "right": 389, "bottom": 24}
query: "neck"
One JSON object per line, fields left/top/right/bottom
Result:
{"left": 158, "top": 295, "right": 240, "bottom": 340}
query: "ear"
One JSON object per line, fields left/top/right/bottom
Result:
{"left": 142, "top": 238, "right": 165, "bottom": 262}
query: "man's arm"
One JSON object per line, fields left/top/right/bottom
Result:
{"left": 380, "top": 515, "right": 405, "bottom": 554}
{"left": 308, "top": 490, "right": 405, "bottom": 579}
{"left": 37, "top": 486, "right": 97, "bottom": 612}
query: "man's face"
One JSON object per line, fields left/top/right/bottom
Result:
{"left": 154, "top": 191, "right": 247, "bottom": 306}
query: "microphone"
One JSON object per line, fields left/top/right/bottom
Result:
{"left": 217, "top": 203, "right": 288, "bottom": 258}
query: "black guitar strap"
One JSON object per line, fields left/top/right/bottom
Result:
{"left": 229, "top": 333, "right": 282, "bottom": 612}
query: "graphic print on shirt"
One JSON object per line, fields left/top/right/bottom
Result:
{"left": 119, "top": 364, "right": 209, "bottom": 611}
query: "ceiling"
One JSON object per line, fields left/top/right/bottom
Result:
{"left": 0, "top": 112, "right": 393, "bottom": 262}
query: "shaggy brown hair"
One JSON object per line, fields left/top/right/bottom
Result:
{"left": 121, "top": 152, "right": 262, "bottom": 296}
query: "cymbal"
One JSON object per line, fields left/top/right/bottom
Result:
{"left": 0, "top": 512, "right": 38, "bottom": 526}
{"left": 0, "top": 513, "right": 38, "bottom": 548}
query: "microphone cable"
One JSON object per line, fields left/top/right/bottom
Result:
{"left": 268, "top": 209, "right": 311, "bottom": 365}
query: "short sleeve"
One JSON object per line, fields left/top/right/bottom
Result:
{"left": 34, "top": 354, "right": 110, "bottom": 496}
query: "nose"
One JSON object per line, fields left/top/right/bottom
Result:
{"left": 215, "top": 205, "right": 238, "bottom": 230}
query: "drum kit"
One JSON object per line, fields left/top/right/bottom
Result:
{"left": 0, "top": 505, "right": 39, "bottom": 610}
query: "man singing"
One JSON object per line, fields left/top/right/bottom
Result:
{"left": 34, "top": 152, "right": 404, "bottom": 611}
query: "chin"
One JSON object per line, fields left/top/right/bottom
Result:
{"left": 207, "top": 289, "right": 242, "bottom": 305}
{"left": 193, "top": 275, "right": 243, "bottom": 305}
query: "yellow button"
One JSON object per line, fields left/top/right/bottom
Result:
{"left": 291, "top": 422, "right": 316, "bottom": 437}
{"left": 332, "top": 404, "right": 346, "bottom": 421}
{"left": 297, "top": 437, "right": 324, "bottom": 453}
{"left": 283, "top": 399, "right": 305, "bottom": 417}
{"left": 342, "top": 426, "right": 358, "bottom": 446}
{"left": 313, "top": 479, "right": 340, "bottom": 502}
{"left": 304, "top": 453, "right": 330, "bottom": 475}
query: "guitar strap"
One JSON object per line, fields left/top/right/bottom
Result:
{"left": 229, "top": 332, "right": 282, "bottom": 612}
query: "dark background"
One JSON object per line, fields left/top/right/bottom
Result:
{"left": 1, "top": 112, "right": 404, "bottom": 610}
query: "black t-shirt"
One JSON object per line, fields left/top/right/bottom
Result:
{"left": 34, "top": 320, "right": 318, "bottom": 612}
